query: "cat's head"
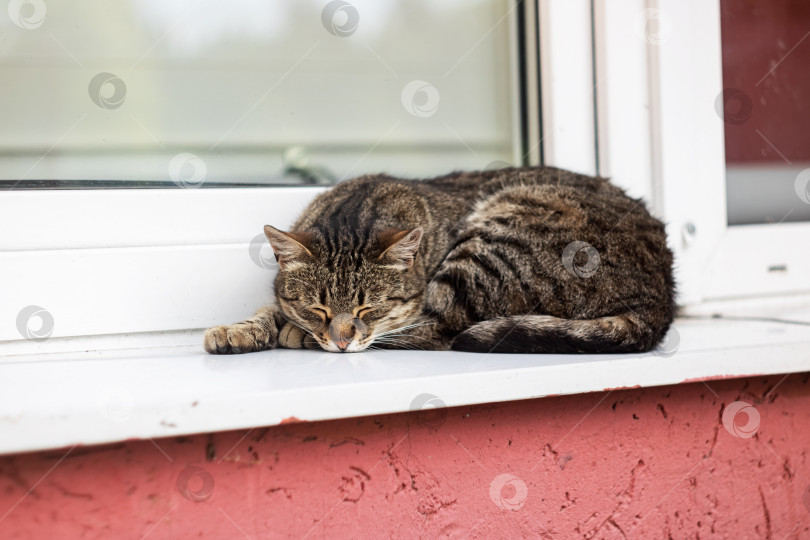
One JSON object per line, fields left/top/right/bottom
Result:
{"left": 264, "top": 225, "right": 425, "bottom": 352}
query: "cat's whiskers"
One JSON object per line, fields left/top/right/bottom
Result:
{"left": 373, "top": 320, "right": 435, "bottom": 339}
{"left": 364, "top": 318, "right": 435, "bottom": 350}
{"left": 372, "top": 337, "right": 423, "bottom": 350}
{"left": 377, "top": 331, "right": 433, "bottom": 343}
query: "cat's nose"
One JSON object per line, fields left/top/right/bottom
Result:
{"left": 329, "top": 313, "right": 358, "bottom": 351}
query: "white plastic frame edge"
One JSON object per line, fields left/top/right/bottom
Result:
{"left": 597, "top": 0, "right": 810, "bottom": 303}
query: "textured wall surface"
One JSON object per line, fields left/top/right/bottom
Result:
{"left": 1, "top": 373, "right": 809, "bottom": 539}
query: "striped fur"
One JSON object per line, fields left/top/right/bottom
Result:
{"left": 204, "top": 167, "right": 675, "bottom": 354}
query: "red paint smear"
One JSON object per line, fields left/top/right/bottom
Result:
{"left": 279, "top": 416, "right": 306, "bottom": 424}
{"left": 680, "top": 373, "right": 766, "bottom": 385}
{"left": 602, "top": 384, "right": 642, "bottom": 392}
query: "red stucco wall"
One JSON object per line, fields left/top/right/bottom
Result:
{"left": 1, "top": 374, "right": 809, "bottom": 538}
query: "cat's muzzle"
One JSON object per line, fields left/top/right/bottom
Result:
{"left": 327, "top": 313, "right": 368, "bottom": 352}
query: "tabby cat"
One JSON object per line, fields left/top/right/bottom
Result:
{"left": 204, "top": 167, "right": 675, "bottom": 354}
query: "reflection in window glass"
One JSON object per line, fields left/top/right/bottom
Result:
{"left": 720, "top": 0, "right": 810, "bottom": 224}
{"left": 0, "top": 0, "right": 517, "bottom": 188}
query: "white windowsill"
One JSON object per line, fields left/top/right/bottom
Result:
{"left": 2, "top": 301, "right": 810, "bottom": 456}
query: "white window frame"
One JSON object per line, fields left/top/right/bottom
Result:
{"left": 0, "top": 187, "right": 326, "bottom": 346}
{"left": 595, "top": 0, "right": 810, "bottom": 305}
{"left": 538, "top": 0, "right": 598, "bottom": 176}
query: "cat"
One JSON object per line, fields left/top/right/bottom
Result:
{"left": 204, "top": 166, "right": 675, "bottom": 354}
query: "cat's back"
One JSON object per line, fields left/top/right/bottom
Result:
{"left": 457, "top": 167, "right": 666, "bottom": 257}
{"left": 426, "top": 166, "right": 622, "bottom": 197}
{"left": 293, "top": 166, "right": 649, "bottom": 235}
{"left": 291, "top": 173, "right": 470, "bottom": 235}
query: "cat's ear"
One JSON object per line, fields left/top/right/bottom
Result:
{"left": 264, "top": 225, "right": 313, "bottom": 271}
{"left": 377, "top": 227, "right": 423, "bottom": 270}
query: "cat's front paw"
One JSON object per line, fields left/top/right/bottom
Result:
{"left": 278, "top": 323, "right": 321, "bottom": 350}
{"left": 204, "top": 322, "right": 277, "bottom": 354}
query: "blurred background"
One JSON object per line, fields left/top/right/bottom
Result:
{"left": 0, "top": 0, "right": 517, "bottom": 186}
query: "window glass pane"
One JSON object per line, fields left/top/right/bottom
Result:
{"left": 0, "top": 0, "right": 517, "bottom": 188}
{"left": 720, "top": 0, "right": 810, "bottom": 224}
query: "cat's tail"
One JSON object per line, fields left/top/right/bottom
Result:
{"left": 451, "top": 312, "right": 669, "bottom": 354}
